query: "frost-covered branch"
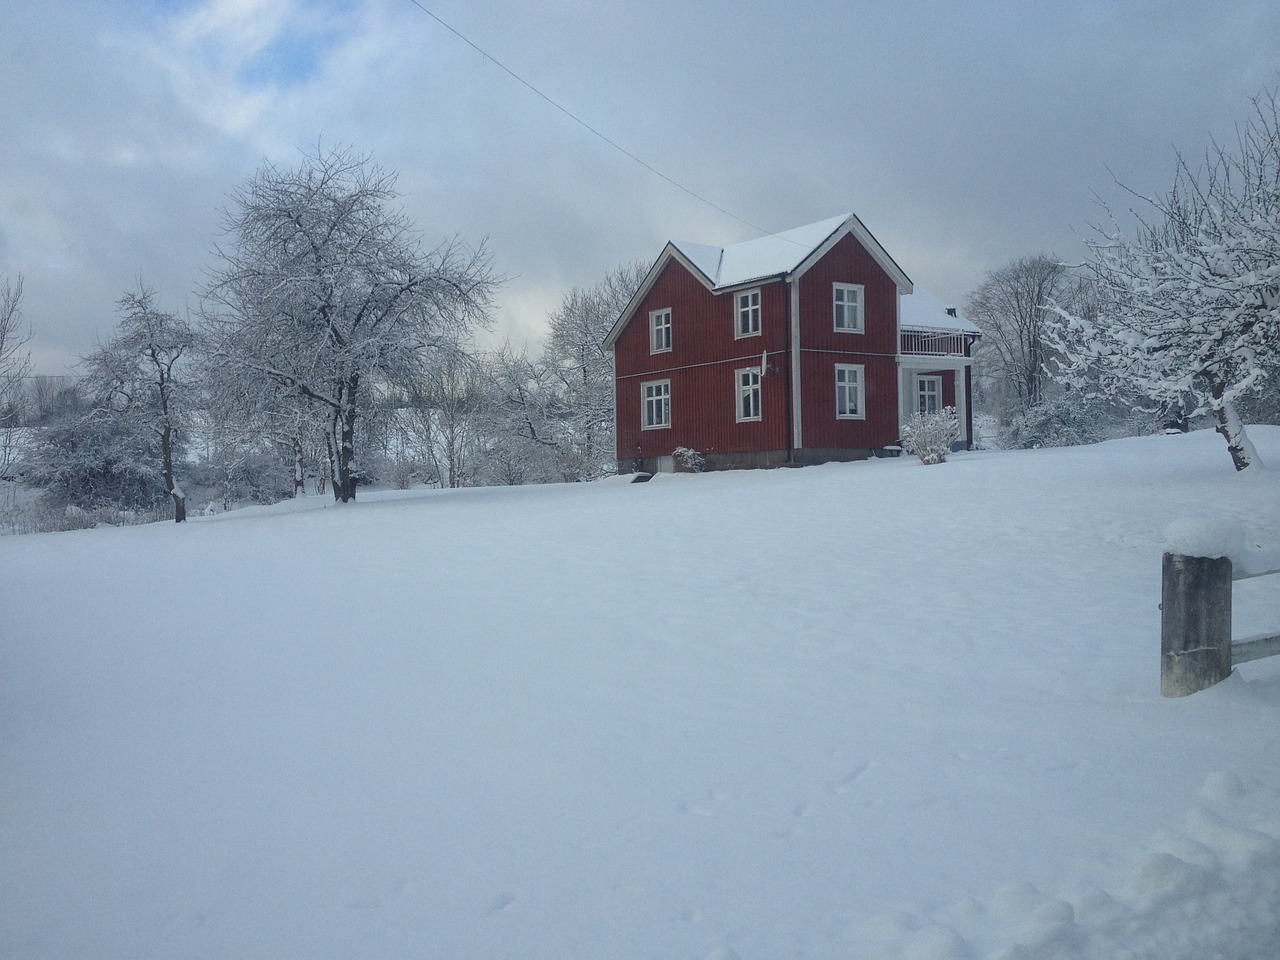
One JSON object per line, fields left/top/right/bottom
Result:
{"left": 200, "top": 144, "right": 498, "bottom": 501}
{"left": 1045, "top": 87, "right": 1280, "bottom": 471}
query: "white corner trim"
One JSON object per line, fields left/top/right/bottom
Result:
{"left": 790, "top": 278, "right": 803, "bottom": 449}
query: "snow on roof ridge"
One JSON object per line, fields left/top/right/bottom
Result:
{"left": 672, "top": 213, "right": 854, "bottom": 289}
{"left": 666, "top": 240, "right": 720, "bottom": 285}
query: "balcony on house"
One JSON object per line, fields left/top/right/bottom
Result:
{"left": 899, "top": 328, "right": 975, "bottom": 358}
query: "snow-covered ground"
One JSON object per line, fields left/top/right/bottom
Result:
{"left": 3, "top": 428, "right": 1279, "bottom": 959}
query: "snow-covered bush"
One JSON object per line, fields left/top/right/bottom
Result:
{"left": 673, "top": 446, "right": 706, "bottom": 473}
{"left": 185, "top": 442, "right": 294, "bottom": 510}
{"left": 388, "top": 457, "right": 415, "bottom": 489}
{"left": 23, "top": 410, "right": 168, "bottom": 511}
{"left": 901, "top": 407, "right": 960, "bottom": 464}
{"left": 1000, "top": 393, "right": 1161, "bottom": 449}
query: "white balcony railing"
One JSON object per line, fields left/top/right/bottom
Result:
{"left": 900, "top": 330, "right": 972, "bottom": 357}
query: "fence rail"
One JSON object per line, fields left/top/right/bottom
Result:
{"left": 1161, "top": 551, "right": 1280, "bottom": 696}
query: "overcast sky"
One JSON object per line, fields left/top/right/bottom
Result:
{"left": 3, "top": 0, "right": 1278, "bottom": 374}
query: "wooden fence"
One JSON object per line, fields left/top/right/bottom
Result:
{"left": 1161, "top": 551, "right": 1280, "bottom": 697}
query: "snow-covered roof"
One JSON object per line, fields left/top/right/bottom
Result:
{"left": 605, "top": 213, "right": 914, "bottom": 348}
{"left": 899, "top": 286, "right": 981, "bottom": 334}
{"left": 672, "top": 214, "right": 854, "bottom": 289}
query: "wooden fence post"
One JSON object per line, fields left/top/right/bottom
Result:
{"left": 1161, "top": 552, "right": 1233, "bottom": 697}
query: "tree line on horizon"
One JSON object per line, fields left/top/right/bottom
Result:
{"left": 0, "top": 87, "right": 1277, "bottom": 530}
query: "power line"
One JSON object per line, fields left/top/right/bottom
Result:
{"left": 402, "top": 0, "right": 795, "bottom": 243}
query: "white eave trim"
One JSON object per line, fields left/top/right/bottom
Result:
{"left": 795, "top": 213, "right": 913, "bottom": 294}
{"left": 603, "top": 243, "right": 729, "bottom": 350}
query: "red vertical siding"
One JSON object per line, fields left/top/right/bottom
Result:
{"left": 614, "top": 261, "right": 790, "bottom": 462}
{"left": 796, "top": 234, "right": 902, "bottom": 449}
{"left": 798, "top": 234, "right": 900, "bottom": 358}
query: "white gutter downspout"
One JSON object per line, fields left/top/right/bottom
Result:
{"left": 789, "top": 275, "right": 802, "bottom": 450}
{"left": 895, "top": 288, "right": 906, "bottom": 440}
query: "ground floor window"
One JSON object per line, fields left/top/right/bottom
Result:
{"left": 835, "top": 363, "right": 865, "bottom": 419}
{"left": 642, "top": 379, "right": 671, "bottom": 429}
{"left": 917, "top": 375, "right": 942, "bottom": 414}
{"left": 736, "top": 367, "right": 761, "bottom": 422}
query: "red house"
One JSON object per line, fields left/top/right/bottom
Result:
{"left": 604, "top": 213, "right": 981, "bottom": 473}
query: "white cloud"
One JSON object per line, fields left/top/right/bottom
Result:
{"left": 2, "top": 0, "right": 1278, "bottom": 373}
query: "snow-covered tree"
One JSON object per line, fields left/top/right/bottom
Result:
{"left": 396, "top": 345, "right": 486, "bottom": 488}
{"left": 202, "top": 145, "right": 496, "bottom": 502}
{"left": 0, "top": 274, "right": 31, "bottom": 479}
{"left": 965, "top": 254, "right": 1085, "bottom": 420}
{"left": 198, "top": 336, "right": 332, "bottom": 501}
{"left": 475, "top": 262, "right": 646, "bottom": 485}
{"left": 541, "top": 261, "right": 647, "bottom": 479}
{"left": 23, "top": 383, "right": 166, "bottom": 512}
{"left": 81, "top": 283, "right": 196, "bottom": 520}
{"left": 1047, "top": 89, "right": 1280, "bottom": 471}
{"left": 476, "top": 344, "right": 565, "bottom": 484}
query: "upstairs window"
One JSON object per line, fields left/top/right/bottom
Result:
{"left": 736, "top": 367, "right": 762, "bottom": 422}
{"left": 835, "top": 363, "right": 865, "bottom": 420}
{"left": 833, "top": 283, "right": 864, "bottom": 333}
{"left": 917, "top": 375, "right": 942, "bottom": 414}
{"left": 649, "top": 308, "right": 672, "bottom": 354}
{"left": 735, "top": 288, "right": 761, "bottom": 338}
{"left": 642, "top": 379, "right": 671, "bottom": 429}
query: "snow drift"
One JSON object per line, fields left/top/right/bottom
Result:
{"left": 2, "top": 427, "right": 1279, "bottom": 959}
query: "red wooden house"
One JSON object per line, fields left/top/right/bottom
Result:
{"left": 604, "top": 213, "right": 981, "bottom": 473}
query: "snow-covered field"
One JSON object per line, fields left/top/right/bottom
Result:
{"left": 3, "top": 428, "right": 1279, "bottom": 959}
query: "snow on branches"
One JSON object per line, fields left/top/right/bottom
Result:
{"left": 1046, "top": 89, "right": 1280, "bottom": 471}
{"left": 202, "top": 145, "right": 496, "bottom": 502}
{"left": 902, "top": 407, "right": 960, "bottom": 465}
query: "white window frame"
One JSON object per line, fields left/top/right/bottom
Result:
{"left": 641, "top": 379, "right": 671, "bottom": 430}
{"left": 735, "top": 288, "right": 761, "bottom": 339}
{"left": 835, "top": 363, "right": 865, "bottom": 420}
{"left": 833, "top": 282, "right": 864, "bottom": 333}
{"left": 917, "top": 375, "right": 942, "bottom": 415}
{"left": 649, "top": 308, "right": 672, "bottom": 354}
{"left": 735, "top": 366, "right": 762, "bottom": 422}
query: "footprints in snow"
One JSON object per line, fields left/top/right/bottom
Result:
{"left": 828, "top": 760, "right": 870, "bottom": 796}
{"left": 678, "top": 761, "right": 875, "bottom": 837}
{"left": 486, "top": 889, "right": 521, "bottom": 915}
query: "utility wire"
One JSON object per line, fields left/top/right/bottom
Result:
{"left": 403, "top": 0, "right": 799, "bottom": 244}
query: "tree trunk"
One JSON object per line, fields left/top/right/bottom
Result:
{"left": 1210, "top": 382, "right": 1262, "bottom": 472}
{"left": 333, "top": 374, "right": 359, "bottom": 503}
{"left": 160, "top": 423, "right": 186, "bottom": 523}
{"left": 324, "top": 432, "right": 339, "bottom": 501}
{"left": 292, "top": 435, "right": 305, "bottom": 498}
{"left": 337, "top": 408, "right": 357, "bottom": 502}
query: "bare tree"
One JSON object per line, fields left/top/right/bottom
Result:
{"left": 0, "top": 274, "right": 32, "bottom": 478}
{"left": 478, "top": 343, "right": 568, "bottom": 484}
{"left": 202, "top": 145, "right": 497, "bottom": 502}
{"left": 965, "top": 254, "right": 1084, "bottom": 420}
{"left": 477, "top": 261, "right": 647, "bottom": 486}
{"left": 542, "top": 261, "right": 647, "bottom": 479}
{"left": 83, "top": 283, "right": 196, "bottom": 520}
{"left": 399, "top": 346, "right": 486, "bottom": 488}
{"left": 1047, "top": 88, "right": 1280, "bottom": 471}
